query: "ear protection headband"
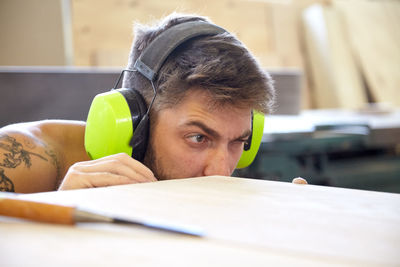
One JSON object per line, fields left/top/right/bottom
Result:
{"left": 84, "top": 20, "right": 265, "bottom": 168}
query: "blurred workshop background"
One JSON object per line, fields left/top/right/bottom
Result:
{"left": 1, "top": 0, "right": 399, "bottom": 192}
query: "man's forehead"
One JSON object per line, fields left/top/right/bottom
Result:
{"left": 177, "top": 97, "right": 252, "bottom": 136}
{"left": 156, "top": 88, "right": 253, "bottom": 134}
{"left": 179, "top": 88, "right": 252, "bottom": 113}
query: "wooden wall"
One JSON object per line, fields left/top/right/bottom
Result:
{"left": 0, "top": 0, "right": 68, "bottom": 66}
{"left": 71, "top": 0, "right": 399, "bottom": 109}
{"left": 70, "top": 0, "right": 330, "bottom": 109}
{"left": 71, "top": 0, "right": 328, "bottom": 68}
{"left": 1, "top": 0, "right": 398, "bottom": 109}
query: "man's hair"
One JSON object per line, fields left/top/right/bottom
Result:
{"left": 123, "top": 13, "right": 275, "bottom": 118}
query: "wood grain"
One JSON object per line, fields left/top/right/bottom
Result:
{"left": 70, "top": 0, "right": 330, "bottom": 109}
{"left": 335, "top": 0, "right": 400, "bottom": 107}
{"left": 1, "top": 176, "right": 399, "bottom": 266}
{"left": 302, "top": 4, "right": 367, "bottom": 109}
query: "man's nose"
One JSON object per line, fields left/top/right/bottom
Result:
{"left": 203, "top": 147, "right": 232, "bottom": 177}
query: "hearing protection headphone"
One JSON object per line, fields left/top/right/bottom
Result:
{"left": 84, "top": 20, "right": 265, "bottom": 169}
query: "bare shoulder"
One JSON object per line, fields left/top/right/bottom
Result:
{"left": 36, "top": 120, "right": 91, "bottom": 170}
{"left": 0, "top": 120, "right": 89, "bottom": 192}
{"left": 2, "top": 120, "right": 87, "bottom": 156}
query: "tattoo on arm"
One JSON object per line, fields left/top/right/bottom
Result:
{"left": 0, "top": 168, "right": 15, "bottom": 192}
{"left": 0, "top": 135, "right": 47, "bottom": 169}
{"left": 0, "top": 134, "right": 60, "bottom": 192}
{"left": 45, "top": 149, "right": 62, "bottom": 184}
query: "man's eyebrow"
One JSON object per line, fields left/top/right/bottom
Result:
{"left": 237, "top": 129, "right": 252, "bottom": 141}
{"left": 182, "top": 121, "right": 221, "bottom": 139}
{"left": 182, "top": 121, "right": 252, "bottom": 141}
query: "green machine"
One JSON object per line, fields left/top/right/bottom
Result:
{"left": 234, "top": 109, "right": 400, "bottom": 193}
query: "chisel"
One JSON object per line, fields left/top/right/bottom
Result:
{"left": 0, "top": 194, "right": 204, "bottom": 237}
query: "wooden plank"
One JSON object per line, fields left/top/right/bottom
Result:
{"left": 303, "top": 4, "right": 340, "bottom": 108}
{"left": 302, "top": 4, "right": 367, "bottom": 109}
{"left": 324, "top": 5, "right": 367, "bottom": 108}
{"left": 1, "top": 176, "right": 400, "bottom": 265}
{"left": 335, "top": 0, "right": 400, "bottom": 107}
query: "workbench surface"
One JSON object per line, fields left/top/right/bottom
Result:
{"left": 1, "top": 176, "right": 399, "bottom": 266}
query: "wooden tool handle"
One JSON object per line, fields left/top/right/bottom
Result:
{"left": 0, "top": 197, "right": 75, "bottom": 225}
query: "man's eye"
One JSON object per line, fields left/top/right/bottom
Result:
{"left": 188, "top": 134, "right": 206, "bottom": 143}
{"left": 234, "top": 138, "right": 248, "bottom": 145}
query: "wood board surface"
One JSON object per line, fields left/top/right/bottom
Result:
{"left": 1, "top": 176, "right": 399, "bottom": 266}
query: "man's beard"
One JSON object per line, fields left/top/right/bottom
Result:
{"left": 143, "top": 142, "right": 168, "bottom": 181}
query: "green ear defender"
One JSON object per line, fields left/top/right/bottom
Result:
{"left": 236, "top": 110, "right": 265, "bottom": 169}
{"left": 85, "top": 20, "right": 265, "bottom": 168}
{"left": 85, "top": 87, "right": 148, "bottom": 161}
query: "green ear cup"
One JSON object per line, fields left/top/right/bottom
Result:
{"left": 236, "top": 110, "right": 265, "bottom": 169}
{"left": 85, "top": 90, "right": 134, "bottom": 160}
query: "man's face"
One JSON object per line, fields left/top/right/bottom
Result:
{"left": 144, "top": 88, "right": 252, "bottom": 180}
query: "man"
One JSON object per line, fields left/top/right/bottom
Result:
{"left": 0, "top": 13, "right": 303, "bottom": 193}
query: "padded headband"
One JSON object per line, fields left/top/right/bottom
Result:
{"left": 134, "top": 21, "right": 226, "bottom": 81}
